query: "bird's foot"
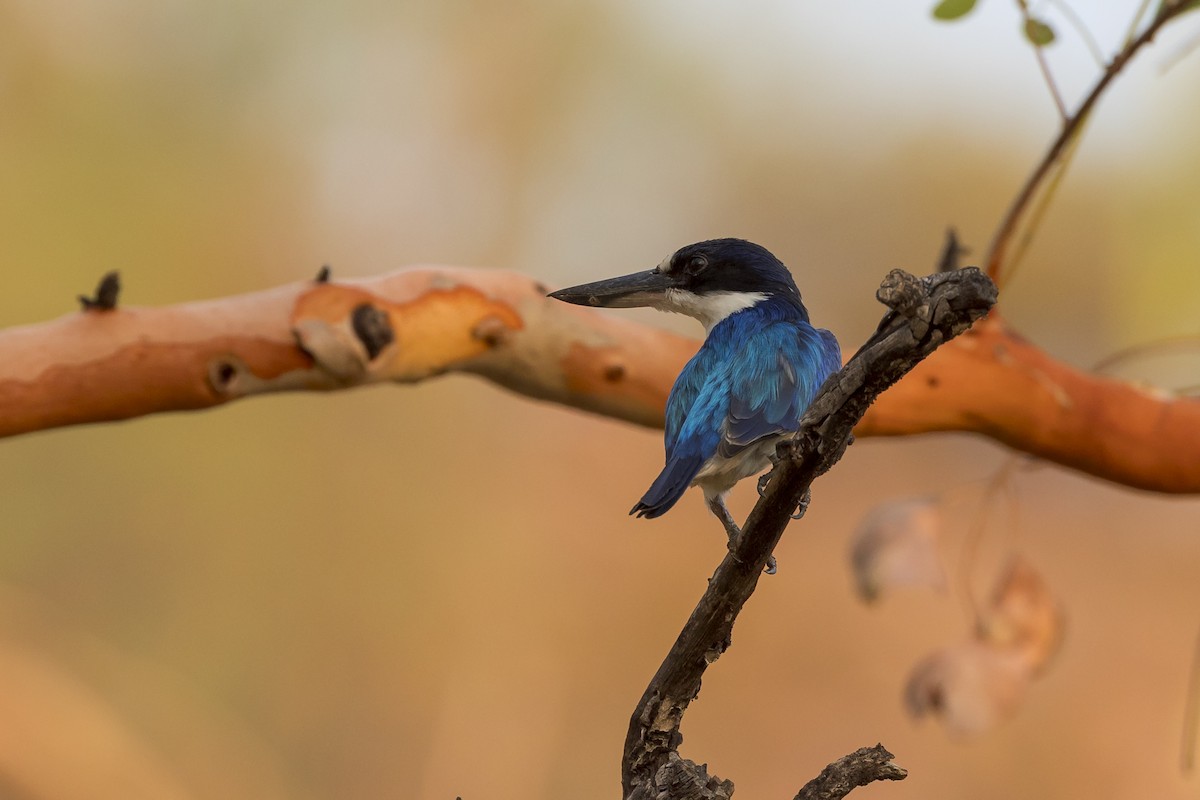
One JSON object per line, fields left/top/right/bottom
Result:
{"left": 708, "top": 497, "right": 741, "bottom": 543}
{"left": 710, "top": 495, "right": 775, "bottom": 574}
{"left": 756, "top": 470, "right": 774, "bottom": 498}
{"left": 725, "top": 534, "right": 776, "bottom": 575}
{"left": 791, "top": 488, "right": 812, "bottom": 520}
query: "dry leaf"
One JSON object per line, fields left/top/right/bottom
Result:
{"left": 906, "top": 555, "right": 1064, "bottom": 735}
{"left": 979, "top": 555, "right": 1064, "bottom": 673}
{"left": 904, "top": 641, "right": 1033, "bottom": 737}
{"left": 850, "top": 497, "right": 946, "bottom": 603}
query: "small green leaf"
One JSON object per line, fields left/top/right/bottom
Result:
{"left": 1158, "top": 0, "right": 1200, "bottom": 18}
{"left": 1023, "top": 17, "right": 1056, "bottom": 46}
{"left": 932, "top": 0, "right": 978, "bottom": 21}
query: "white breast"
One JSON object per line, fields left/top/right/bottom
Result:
{"left": 652, "top": 289, "right": 767, "bottom": 333}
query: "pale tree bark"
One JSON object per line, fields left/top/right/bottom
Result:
{"left": 1, "top": 266, "right": 1196, "bottom": 494}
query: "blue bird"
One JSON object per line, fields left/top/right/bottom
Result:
{"left": 549, "top": 238, "right": 841, "bottom": 572}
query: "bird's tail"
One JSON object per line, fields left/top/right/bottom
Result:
{"left": 630, "top": 454, "right": 703, "bottom": 519}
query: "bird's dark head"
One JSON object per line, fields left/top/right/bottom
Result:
{"left": 548, "top": 238, "right": 806, "bottom": 331}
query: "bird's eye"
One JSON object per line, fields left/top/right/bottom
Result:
{"left": 685, "top": 255, "right": 708, "bottom": 276}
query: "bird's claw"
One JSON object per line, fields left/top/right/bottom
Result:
{"left": 790, "top": 488, "right": 812, "bottom": 520}
{"left": 756, "top": 471, "right": 773, "bottom": 498}
{"left": 729, "top": 538, "right": 777, "bottom": 575}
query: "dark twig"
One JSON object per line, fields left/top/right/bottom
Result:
{"left": 794, "top": 745, "right": 908, "bottom": 800}
{"left": 936, "top": 227, "right": 967, "bottom": 273}
{"left": 622, "top": 267, "right": 998, "bottom": 800}
{"left": 78, "top": 271, "right": 121, "bottom": 311}
{"left": 984, "top": 1, "right": 1196, "bottom": 284}
{"left": 315, "top": 264, "right": 332, "bottom": 283}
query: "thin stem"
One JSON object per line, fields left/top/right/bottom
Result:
{"left": 1016, "top": 0, "right": 1069, "bottom": 120}
{"left": 957, "top": 457, "right": 1020, "bottom": 627}
{"left": 1003, "top": 466, "right": 1022, "bottom": 550}
{"left": 1091, "top": 333, "right": 1200, "bottom": 373}
{"left": 1127, "top": 0, "right": 1157, "bottom": 46}
{"left": 1046, "top": 0, "right": 1107, "bottom": 65}
{"left": 984, "top": 3, "right": 1193, "bottom": 284}
{"left": 1159, "top": 28, "right": 1200, "bottom": 74}
{"left": 1001, "top": 124, "right": 1085, "bottom": 284}
{"left": 1033, "top": 46, "right": 1069, "bottom": 120}
{"left": 1182, "top": 624, "right": 1200, "bottom": 772}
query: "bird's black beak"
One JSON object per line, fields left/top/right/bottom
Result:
{"left": 547, "top": 269, "right": 674, "bottom": 308}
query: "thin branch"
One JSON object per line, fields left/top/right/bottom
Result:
{"left": 985, "top": 2, "right": 1195, "bottom": 284}
{"left": 956, "top": 457, "right": 1021, "bottom": 628}
{"left": 1016, "top": 0, "right": 1068, "bottom": 120}
{"left": 794, "top": 745, "right": 908, "bottom": 800}
{"left": 1091, "top": 333, "right": 1200, "bottom": 373}
{"left": 78, "top": 271, "right": 122, "bottom": 312}
{"left": 1046, "top": 0, "right": 1107, "bottom": 66}
{"left": 998, "top": 125, "right": 1085, "bottom": 285}
{"left": 935, "top": 227, "right": 967, "bottom": 273}
{"left": 621, "top": 267, "right": 997, "bottom": 800}
{"left": 1126, "top": 0, "right": 1157, "bottom": 46}
{"left": 1182, "top": 623, "right": 1200, "bottom": 772}
{"left": 1032, "top": 47, "right": 1068, "bottom": 120}
{"left": 1158, "top": 28, "right": 1200, "bottom": 73}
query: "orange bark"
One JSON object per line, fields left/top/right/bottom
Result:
{"left": 0, "top": 267, "right": 1195, "bottom": 493}
{"left": 858, "top": 314, "right": 1200, "bottom": 492}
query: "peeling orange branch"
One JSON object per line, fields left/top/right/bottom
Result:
{"left": 0, "top": 267, "right": 1196, "bottom": 493}
{"left": 0, "top": 268, "right": 693, "bottom": 438}
{"left": 858, "top": 314, "right": 1200, "bottom": 492}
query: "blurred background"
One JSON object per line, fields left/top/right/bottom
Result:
{"left": 1, "top": 1, "right": 1199, "bottom": 798}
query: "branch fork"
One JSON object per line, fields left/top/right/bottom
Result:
{"left": 622, "top": 266, "right": 997, "bottom": 800}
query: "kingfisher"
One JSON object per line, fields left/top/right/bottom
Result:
{"left": 549, "top": 238, "right": 842, "bottom": 572}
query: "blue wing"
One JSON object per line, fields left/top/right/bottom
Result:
{"left": 720, "top": 324, "right": 840, "bottom": 458}
{"left": 631, "top": 317, "right": 840, "bottom": 519}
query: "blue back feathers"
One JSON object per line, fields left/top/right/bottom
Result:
{"left": 631, "top": 295, "right": 841, "bottom": 518}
